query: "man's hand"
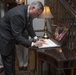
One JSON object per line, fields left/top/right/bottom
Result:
{"left": 34, "top": 38, "right": 45, "bottom": 47}
{"left": 36, "top": 38, "right": 45, "bottom": 42}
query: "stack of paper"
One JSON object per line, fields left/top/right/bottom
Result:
{"left": 39, "top": 39, "right": 60, "bottom": 48}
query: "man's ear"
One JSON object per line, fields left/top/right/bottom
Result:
{"left": 30, "top": 6, "right": 35, "bottom": 10}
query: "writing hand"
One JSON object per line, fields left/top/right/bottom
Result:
{"left": 34, "top": 40, "right": 45, "bottom": 47}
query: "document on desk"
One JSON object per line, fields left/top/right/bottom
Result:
{"left": 39, "top": 39, "right": 60, "bottom": 49}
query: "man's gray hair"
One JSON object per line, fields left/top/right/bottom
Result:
{"left": 29, "top": 1, "right": 44, "bottom": 11}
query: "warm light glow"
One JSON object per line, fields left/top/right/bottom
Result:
{"left": 39, "top": 6, "right": 54, "bottom": 39}
{"left": 39, "top": 6, "right": 54, "bottom": 18}
{"left": 24, "top": 0, "right": 27, "bottom": 4}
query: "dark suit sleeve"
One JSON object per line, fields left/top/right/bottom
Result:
{"left": 10, "top": 15, "right": 32, "bottom": 47}
{"left": 26, "top": 20, "right": 36, "bottom": 38}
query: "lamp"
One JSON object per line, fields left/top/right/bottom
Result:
{"left": 39, "top": 6, "right": 54, "bottom": 39}
{"left": 24, "top": 0, "right": 27, "bottom": 4}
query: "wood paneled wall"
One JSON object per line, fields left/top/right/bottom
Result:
{"left": 45, "top": 0, "right": 76, "bottom": 50}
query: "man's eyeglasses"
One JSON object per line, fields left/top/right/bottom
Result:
{"left": 36, "top": 10, "right": 42, "bottom": 17}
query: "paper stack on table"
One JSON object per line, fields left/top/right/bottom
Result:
{"left": 39, "top": 39, "right": 60, "bottom": 48}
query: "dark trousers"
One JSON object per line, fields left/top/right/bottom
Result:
{"left": 1, "top": 48, "right": 16, "bottom": 75}
{"left": 0, "top": 33, "right": 16, "bottom": 75}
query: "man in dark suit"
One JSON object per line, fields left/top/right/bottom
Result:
{"left": 0, "top": 1, "right": 44, "bottom": 75}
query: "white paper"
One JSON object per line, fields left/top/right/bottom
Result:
{"left": 39, "top": 39, "right": 60, "bottom": 48}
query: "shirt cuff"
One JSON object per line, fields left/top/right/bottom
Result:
{"left": 34, "top": 36, "right": 38, "bottom": 40}
{"left": 31, "top": 42, "right": 35, "bottom": 46}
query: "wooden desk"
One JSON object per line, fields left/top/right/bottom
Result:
{"left": 36, "top": 48, "right": 76, "bottom": 75}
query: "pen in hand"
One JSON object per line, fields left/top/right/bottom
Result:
{"left": 34, "top": 38, "right": 46, "bottom": 47}
{"left": 38, "top": 38, "right": 48, "bottom": 45}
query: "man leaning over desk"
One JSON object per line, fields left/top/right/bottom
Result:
{"left": 0, "top": 1, "right": 45, "bottom": 75}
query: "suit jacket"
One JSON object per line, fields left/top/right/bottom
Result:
{"left": 0, "top": 5, "right": 36, "bottom": 55}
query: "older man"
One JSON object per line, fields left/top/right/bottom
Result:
{"left": 0, "top": 1, "right": 44, "bottom": 75}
